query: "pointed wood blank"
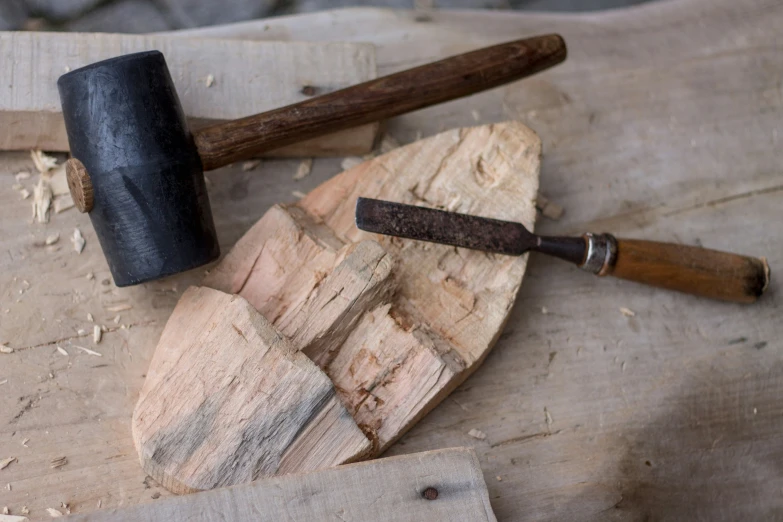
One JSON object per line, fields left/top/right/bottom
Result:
{"left": 206, "top": 121, "right": 540, "bottom": 454}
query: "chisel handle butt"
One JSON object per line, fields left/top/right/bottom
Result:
{"left": 583, "top": 235, "right": 770, "bottom": 303}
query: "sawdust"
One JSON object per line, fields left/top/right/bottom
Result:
{"left": 53, "top": 195, "right": 74, "bottom": 214}
{"left": 468, "top": 429, "right": 486, "bottom": 440}
{"left": 536, "top": 193, "right": 564, "bottom": 220}
{"left": 294, "top": 159, "right": 313, "bottom": 180}
{"left": 74, "top": 346, "right": 101, "bottom": 357}
{"left": 31, "top": 150, "right": 57, "bottom": 174}
{"left": 56, "top": 346, "right": 68, "bottom": 356}
{"left": 32, "top": 178, "right": 52, "bottom": 224}
{"left": 541, "top": 306, "right": 549, "bottom": 314}
{"left": 93, "top": 325, "right": 102, "bottom": 344}
{"left": 619, "top": 307, "right": 636, "bottom": 317}
{"left": 0, "top": 457, "right": 16, "bottom": 470}
{"left": 242, "top": 160, "right": 261, "bottom": 172}
{"left": 50, "top": 456, "right": 67, "bottom": 469}
{"left": 71, "top": 228, "right": 85, "bottom": 253}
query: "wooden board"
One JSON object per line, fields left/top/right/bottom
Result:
{"left": 138, "top": 122, "right": 538, "bottom": 492}
{"left": 1, "top": 1, "right": 782, "bottom": 520}
{"left": 0, "top": 31, "right": 378, "bottom": 156}
{"left": 68, "top": 448, "right": 496, "bottom": 522}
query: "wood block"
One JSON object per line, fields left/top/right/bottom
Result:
{"left": 204, "top": 120, "right": 540, "bottom": 454}
{"left": 132, "top": 286, "right": 371, "bottom": 494}
{"left": 68, "top": 448, "right": 497, "bottom": 521}
{"left": 0, "top": 31, "right": 377, "bottom": 155}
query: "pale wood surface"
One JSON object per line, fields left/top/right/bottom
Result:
{"left": 204, "top": 122, "right": 538, "bottom": 458}
{"left": 69, "top": 448, "right": 496, "bottom": 522}
{"left": 0, "top": 31, "right": 378, "bottom": 156}
{"left": 1, "top": 1, "right": 782, "bottom": 520}
{"left": 132, "top": 286, "right": 370, "bottom": 494}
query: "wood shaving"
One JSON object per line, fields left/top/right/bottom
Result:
{"left": 31, "top": 150, "right": 58, "bottom": 174}
{"left": 340, "top": 157, "right": 364, "bottom": 171}
{"left": 468, "top": 428, "right": 486, "bottom": 440}
{"left": 74, "top": 345, "right": 102, "bottom": 357}
{"left": 50, "top": 456, "right": 67, "bottom": 469}
{"left": 379, "top": 134, "right": 400, "bottom": 154}
{"left": 71, "top": 228, "right": 85, "bottom": 253}
{"left": 293, "top": 158, "right": 313, "bottom": 180}
{"left": 0, "top": 345, "right": 13, "bottom": 354}
{"left": 45, "top": 233, "right": 59, "bottom": 246}
{"left": 14, "top": 171, "right": 31, "bottom": 182}
{"left": 56, "top": 346, "right": 68, "bottom": 356}
{"left": 19, "top": 189, "right": 30, "bottom": 200}
{"left": 471, "top": 110, "right": 481, "bottom": 121}
{"left": 45, "top": 508, "right": 62, "bottom": 518}
{"left": 93, "top": 325, "right": 102, "bottom": 344}
{"left": 205, "top": 74, "right": 215, "bottom": 88}
{"left": 0, "top": 514, "right": 29, "bottom": 522}
{"left": 291, "top": 190, "right": 307, "bottom": 199}
{"left": 241, "top": 160, "right": 261, "bottom": 171}
{"left": 53, "top": 195, "right": 75, "bottom": 214}
{"left": 535, "top": 193, "right": 565, "bottom": 220}
{"left": 47, "top": 164, "right": 69, "bottom": 196}
{"left": 619, "top": 307, "right": 636, "bottom": 317}
{"left": 106, "top": 304, "right": 132, "bottom": 312}
{"left": 0, "top": 457, "right": 16, "bottom": 470}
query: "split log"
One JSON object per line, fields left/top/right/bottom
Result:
{"left": 135, "top": 121, "right": 540, "bottom": 493}
{"left": 132, "top": 286, "right": 371, "bottom": 494}
{"left": 0, "top": 31, "right": 377, "bottom": 155}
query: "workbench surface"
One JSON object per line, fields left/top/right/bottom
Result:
{"left": 1, "top": 0, "right": 781, "bottom": 520}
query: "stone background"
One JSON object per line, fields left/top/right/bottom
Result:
{"left": 2, "top": 0, "right": 649, "bottom": 33}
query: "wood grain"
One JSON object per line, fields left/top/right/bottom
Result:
{"left": 0, "top": 31, "right": 377, "bottom": 156}
{"left": 1, "top": 2, "right": 782, "bottom": 520}
{"left": 193, "top": 35, "right": 565, "bottom": 170}
{"left": 603, "top": 238, "right": 770, "bottom": 303}
{"left": 68, "top": 448, "right": 496, "bottom": 522}
{"left": 203, "top": 121, "right": 540, "bottom": 459}
{"left": 132, "top": 286, "right": 371, "bottom": 494}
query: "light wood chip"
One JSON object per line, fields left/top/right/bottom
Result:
{"left": 379, "top": 133, "right": 400, "bottom": 153}
{"left": 106, "top": 304, "right": 131, "bottom": 312}
{"left": 32, "top": 178, "right": 52, "bottom": 224}
{"left": 53, "top": 195, "right": 75, "bottom": 214}
{"left": 19, "top": 189, "right": 30, "bottom": 200}
{"left": 45, "top": 508, "right": 62, "bottom": 518}
{"left": 205, "top": 74, "right": 215, "bottom": 88}
{"left": 340, "top": 157, "right": 364, "bottom": 171}
{"left": 291, "top": 190, "right": 307, "bottom": 199}
{"left": 0, "top": 457, "right": 16, "bottom": 470}
{"left": 294, "top": 158, "right": 313, "bottom": 180}
{"left": 468, "top": 429, "right": 487, "bottom": 440}
{"left": 45, "top": 233, "right": 59, "bottom": 245}
{"left": 93, "top": 325, "right": 102, "bottom": 344}
{"left": 31, "top": 150, "right": 57, "bottom": 174}
{"left": 74, "top": 345, "right": 102, "bottom": 357}
{"left": 241, "top": 160, "right": 261, "bottom": 171}
{"left": 0, "top": 514, "right": 29, "bottom": 522}
{"left": 14, "top": 171, "right": 31, "bottom": 181}
{"left": 71, "top": 228, "right": 85, "bottom": 253}
{"left": 619, "top": 307, "right": 636, "bottom": 317}
{"left": 56, "top": 346, "right": 68, "bottom": 356}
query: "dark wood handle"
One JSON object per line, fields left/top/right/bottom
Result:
{"left": 193, "top": 34, "right": 566, "bottom": 171}
{"left": 602, "top": 239, "right": 770, "bottom": 303}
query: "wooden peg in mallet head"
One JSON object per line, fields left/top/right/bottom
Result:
{"left": 57, "top": 35, "right": 566, "bottom": 286}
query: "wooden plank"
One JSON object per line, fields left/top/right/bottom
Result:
{"left": 68, "top": 448, "right": 496, "bottom": 522}
{"left": 0, "top": 31, "right": 378, "bottom": 156}
{"left": 1, "top": 1, "right": 782, "bottom": 520}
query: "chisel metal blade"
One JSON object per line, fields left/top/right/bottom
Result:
{"left": 355, "top": 197, "right": 536, "bottom": 256}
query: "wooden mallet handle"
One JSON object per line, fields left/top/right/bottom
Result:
{"left": 587, "top": 236, "right": 770, "bottom": 303}
{"left": 194, "top": 34, "right": 566, "bottom": 171}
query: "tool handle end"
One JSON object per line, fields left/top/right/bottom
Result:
{"left": 599, "top": 238, "right": 769, "bottom": 303}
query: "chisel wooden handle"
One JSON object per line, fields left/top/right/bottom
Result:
{"left": 194, "top": 34, "right": 566, "bottom": 170}
{"left": 583, "top": 235, "right": 770, "bottom": 303}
